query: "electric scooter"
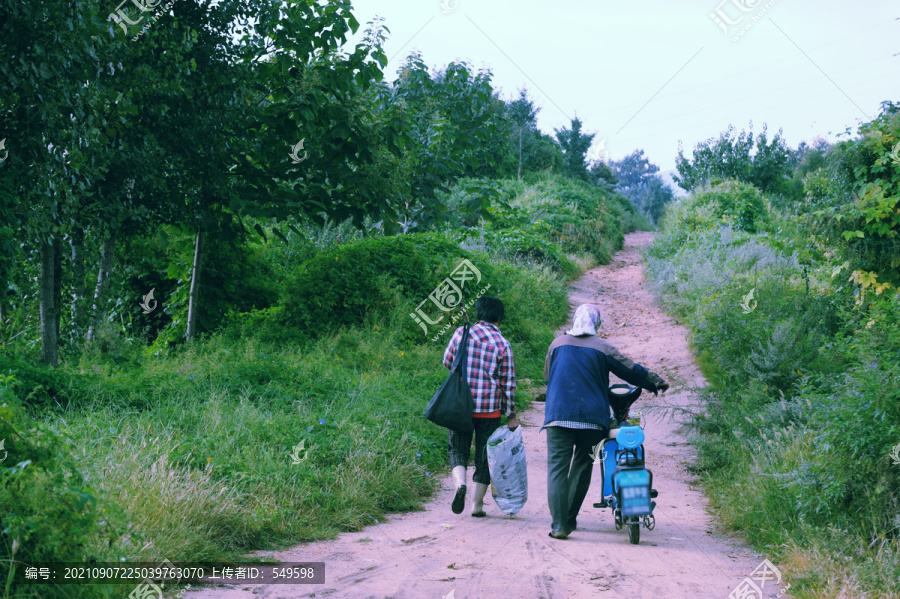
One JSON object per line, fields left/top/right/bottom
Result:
{"left": 592, "top": 383, "right": 659, "bottom": 544}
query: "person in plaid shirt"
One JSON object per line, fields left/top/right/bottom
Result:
{"left": 442, "top": 296, "right": 519, "bottom": 517}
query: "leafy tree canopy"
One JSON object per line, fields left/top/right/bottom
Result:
{"left": 674, "top": 123, "right": 793, "bottom": 197}
{"left": 555, "top": 117, "right": 594, "bottom": 183}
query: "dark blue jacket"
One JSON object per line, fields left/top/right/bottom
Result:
{"left": 543, "top": 334, "right": 664, "bottom": 430}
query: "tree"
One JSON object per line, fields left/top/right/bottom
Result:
{"left": 612, "top": 150, "right": 659, "bottom": 188}
{"left": 1, "top": 0, "right": 403, "bottom": 358}
{"left": 674, "top": 123, "right": 793, "bottom": 197}
{"left": 795, "top": 137, "right": 831, "bottom": 178}
{"left": 589, "top": 161, "right": 618, "bottom": 189}
{"left": 508, "top": 88, "right": 540, "bottom": 181}
{"left": 611, "top": 150, "right": 674, "bottom": 224}
{"left": 778, "top": 137, "right": 831, "bottom": 205}
{"left": 555, "top": 117, "right": 594, "bottom": 183}
{"left": 626, "top": 177, "right": 675, "bottom": 224}
{"left": 0, "top": 0, "right": 128, "bottom": 365}
{"left": 373, "top": 54, "right": 509, "bottom": 228}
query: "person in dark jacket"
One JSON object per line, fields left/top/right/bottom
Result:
{"left": 542, "top": 304, "right": 668, "bottom": 539}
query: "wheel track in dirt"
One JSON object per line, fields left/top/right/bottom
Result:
{"left": 181, "top": 232, "right": 770, "bottom": 599}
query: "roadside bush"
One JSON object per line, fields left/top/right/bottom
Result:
{"left": 442, "top": 178, "right": 518, "bottom": 228}
{"left": 513, "top": 177, "right": 629, "bottom": 263}
{"left": 0, "top": 354, "right": 91, "bottom": 412}
{"left": 656, "top": 195, "right": 721, "bottom": 245}
{"left": 807, "top": 109, "right": 900, "bottom": 295}
{"left": 692, "top": 179, "right": 769, "bottom": 233}
{"left": 278, "top": 233, "right": 493, "bottom": 341}
{"left": 461, "top": 228, "right": 577, "bottom": 277}
{"left": 0, "top": 375, "right": 125, "bottom": 598}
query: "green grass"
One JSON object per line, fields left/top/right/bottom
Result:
{"left": 68, "top": 319, "right": 553, "bottom": 553}
{"left": 3, "top": 322, "right": 559, "bottom": 598}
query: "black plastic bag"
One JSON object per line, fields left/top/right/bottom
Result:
{"left": 424, "top": 322, "right": 474, "bottom": 433}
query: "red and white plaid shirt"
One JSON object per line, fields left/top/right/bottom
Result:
{"left": 443, "top": 322, "right": 516, "bottom": 417}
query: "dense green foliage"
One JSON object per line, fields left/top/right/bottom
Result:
{"left": 0, "top": 375, "right": 126, "bottom": 599}
{"left": 806, "top": 107, "right": 900, "bottom": 296}
{"left": 665, "top": 179, "right": 769, "bottom": 235}
{"left": 555, "top": 117, "right": 596, "bottom": 183}
{"left": 674, "top": 123, "right": 795, "bottom": 198}
{"left": 647, "top": 110, "right": 900, "bottom": 597}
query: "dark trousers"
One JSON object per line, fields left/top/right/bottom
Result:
{"left": 546, "top": 426, "right": 606, "bottom": 533}
{"left": 448, "top": 417, "right": 501, "bottom": 485}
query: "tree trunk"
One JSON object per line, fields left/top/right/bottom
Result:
{"left": 86, "top": 233, "right": 115, "bottom": 343}
{"left": 53, "top": 235, "right": 63, "bottom": 347}
{"left": 0, "top": 260, "right": 7, "bottom": 328}
{"left": 185, "top": 230, "right": 204, "bottom": 341}
{"left": 39, "top": 238, "right": 58, "bottom": 366}
{"left": 70, "top": 227, "right": 85, "bottom": 333}
{"left": 517, "top": 127, "right": 523, "bottom": 181}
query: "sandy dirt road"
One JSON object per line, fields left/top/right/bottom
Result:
{"left": 182, "top": 232, "right": 776, "bottom": 599}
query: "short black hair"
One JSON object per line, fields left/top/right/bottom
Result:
{"left": 475, "top": 297, "right": 504, "bottom": 324}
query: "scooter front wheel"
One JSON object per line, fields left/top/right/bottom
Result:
{"left": 628, "top": 523, "right": 640, "bottom": 544}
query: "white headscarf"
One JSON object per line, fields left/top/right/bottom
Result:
{"left": 566, "top": 304, "right": 602, "bottom": 336}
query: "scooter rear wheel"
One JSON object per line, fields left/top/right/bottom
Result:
{"left": 628, "top": 523, "right": 640, "bottom": 544}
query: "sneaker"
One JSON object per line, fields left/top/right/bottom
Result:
{"left": 548, "top": 530, "right": 569, "bottom": 540}
{"left": 451, "top": 485, "right": 467, "bottom": 514}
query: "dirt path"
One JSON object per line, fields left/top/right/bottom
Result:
{"left": 182, "top": 232, "right": 767, "bottom": 599}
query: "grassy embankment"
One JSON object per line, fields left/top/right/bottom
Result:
{"left": 644, "top": 179, "right": 900, "bottom": 598}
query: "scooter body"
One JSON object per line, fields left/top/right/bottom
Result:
{"left": 593, "top": 385, "right": 658, "bottom": 544}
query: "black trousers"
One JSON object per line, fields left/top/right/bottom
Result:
{"left": 546, "top": 426, "right": 607, "bottom": 533}
{"left": 448, "top": 417, "right": 501, "bottom": 485}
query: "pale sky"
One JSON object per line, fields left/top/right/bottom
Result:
{"left": 347, "top": 0, "right": 900, "bottom": 186}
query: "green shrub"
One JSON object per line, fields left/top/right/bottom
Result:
{"left": 512, "top": 176, "right": 626, "bottom": 263}
{"left": 278, "top": 233, "right": 479, "bottom": 339}
{"left": 693, "top": 179, "right": 769, "bottom": 233}
{"left": 442, "top": 177, "right": 519, "bottom": 228}
{"left": 0, "top": 375, "right": 125, "bottom": 598}
{"left": 807, "top": 110, "right": 900, "bottom": 295}
{"left": 460, "top": 228, "right": 577, "bottom": 277}
{"left": 657, "top": 195, "right": 721, "bottom": 243}
{"left": 0, "top": 354, "right": 91, "bottom": 411}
